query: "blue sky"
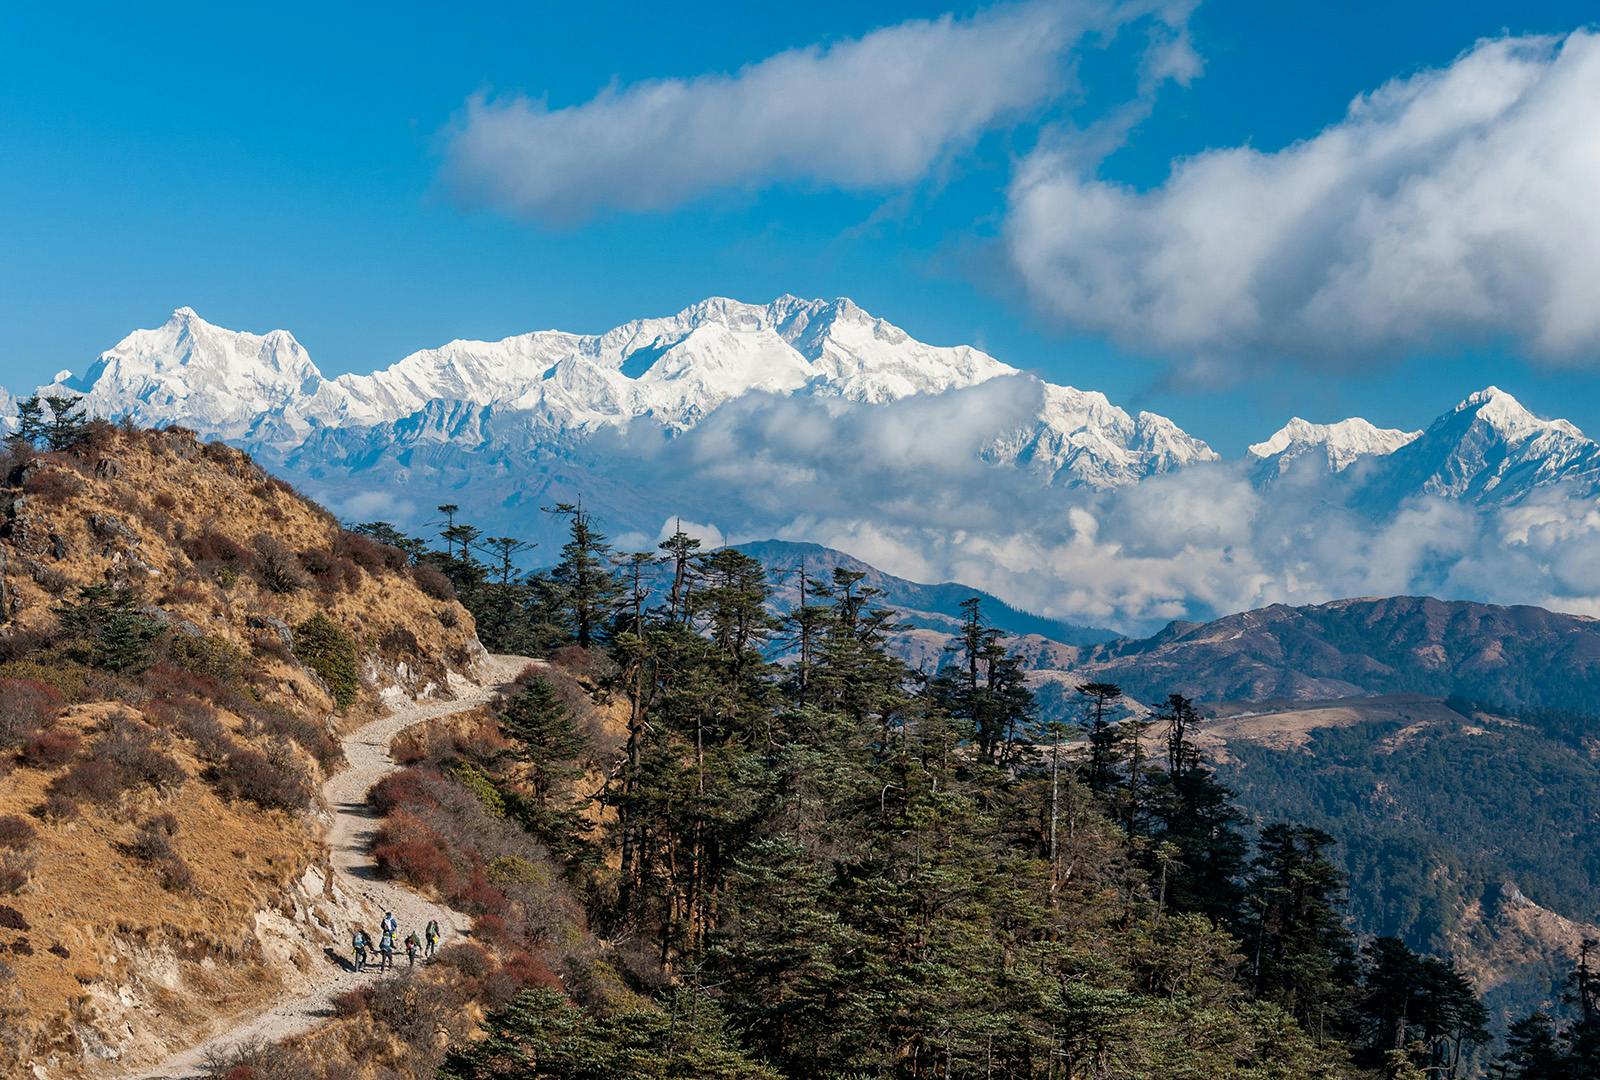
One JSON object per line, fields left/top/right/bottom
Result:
{"left": 3, "top": 0, "right": 1598, "bottom": 453}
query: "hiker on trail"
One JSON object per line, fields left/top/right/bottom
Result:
{"left": 424, "top": 918, "right": 440, "bottom": 959}
{"left": 405, "top": 930, "right": 420, "bottom": 968}
{"left": 379, "top": 927, "right": 396, "bottom": 972}
{"left": 381, "top": 911, "right": 398, "bottom": 937}
{"left": 352, "top": 928, "right": 369, "bottom": 972}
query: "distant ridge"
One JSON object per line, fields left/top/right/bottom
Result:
{"left": 731, "top": 539, "right": 1118, "bottom": 646}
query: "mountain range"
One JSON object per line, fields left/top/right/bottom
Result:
{"left": 32, "top": 300, "right": 1600, "bottom": 503}
{"left": 12, "top": 297, "right": 1600, "bottom": 632}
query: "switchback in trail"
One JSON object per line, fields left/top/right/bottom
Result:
{"left": 119, "top": 654, "right": 534, "bottom": 1080}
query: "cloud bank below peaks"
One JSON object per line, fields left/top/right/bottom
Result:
{"left": 443, "top": 0, "right": 1192, "bottom": 224}
{"left": 1007, "top": 31, "right": 1600, "bottom": 372}
{"left": 592, "top": 380, "right": 1600, "bottom": 634}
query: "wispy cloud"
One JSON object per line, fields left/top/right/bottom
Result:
{"left": 1007, "top": 31, "right": 1600, "bottom": 374}
{"left": 442, "top": 1, "right": 1189, "bottom": 224}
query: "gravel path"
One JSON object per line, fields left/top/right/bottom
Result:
{"left": 124, "top": 654, "right": 534, "bottom": 1080}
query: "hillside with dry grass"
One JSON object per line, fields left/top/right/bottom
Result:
{"left": 0, "top": 423, "right": 485, "bottom": 1076}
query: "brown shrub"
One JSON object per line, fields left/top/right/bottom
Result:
{"left": 156, "top": 581, "right": 211, "bottom": 607}
{"left": 298, "top": 548, "right": 362, "bottom": 593}
{"left": 152, "top": 491, "right": 178, "bottom": 512}
{"left": 0, "top": 906, "right": 27, "bottom": 931}
{"left": 21, "top": 467, "right": 83, "bottom": 501}
{"left": 38, "top": 791, "right": 79, "bottom": 821}
{"left": 183, "top": 528, "right": 250, "bottom": 566}
{"left": 0, "top": 817, "right": 37, "bottom": 851}
{"left": 0, "top": 679, "right": 63, "bottom": 750}
{"left": 338, "top": 532, "right": 408, "bottom": 574}
{"left": 20, "top": 728, "right": 79, "bottom": 769}
{"left": 216, "top": 739, "right": 312, "bottom": 812}
{"left": 411, "top": 563, "right": 455, "bottom": 602}
{"left": 0, "top": 852, "right": 33, "bottom": 896}
{"left": 124, "top": 814, "right": 193, "bottom": 892}
{"left": 101, "top": 721, "right": 186, "bottom": 791}
{"left": 240, "top": 704, "right": 341, "bottom": 772}
{"left": 251, "top": 535, "right": 306, "bottom": 594}
{"left": 46, "top": 758, "right": 128, "bottom": 806}
{"left": 173, "top": 704, "right": 237, "bottom": 765}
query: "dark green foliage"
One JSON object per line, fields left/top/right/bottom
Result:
{"left": 385, "top": 506, "right": 1483, "bottom": 1079}
{"left": 500, "top": 677, "right": 585, "bottom": 805}
{"left": 1219, "top": 715, "right": 1600, "bottom": 952}
{"left": 1352, "top": 936, "right": 1487, "bottom": 1074}
{"left": 41, "top": 395, "right": 87, "bottom": 451}
{"left": 1496, "top": 941, "right": 1600, "bottom": 1078}
{"left": 1247, "top": 824, "right": 1357, "bottom": 1033}
{"left": 53, "top": 584, "right": 163, "bottom": 673}
{"left": 11, "top": 397, "right": 45, "bottom": 448}
{"left": 437, "top": 987, "right": 780, "bottom": 1079}
{"left": 10, "top": 395, "right": 87, "bottom": 451}
{"left": 543, "top": 503, "right": 621, "bottom": 650}
{"left": 292, "top": 613, "right": 360, "bottom": 710}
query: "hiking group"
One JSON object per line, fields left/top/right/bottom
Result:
{"left": 351, "top": 913, "right": 441, "bottom": 973}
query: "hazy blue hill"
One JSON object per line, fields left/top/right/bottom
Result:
{"left": 730, "top": 539, "right": 1119, "bottom": 646}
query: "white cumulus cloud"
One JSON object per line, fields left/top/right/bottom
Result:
{"left": 1006, "top": 31, "right": 1600, "bottom": 370}
{"left": 443, "top": 1, "right": 1189, "bottom": 223}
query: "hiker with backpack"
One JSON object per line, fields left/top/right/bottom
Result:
{"left": 405, "top": 929, "right": 420, "bottom": 968}
{"left": 424, "top": 918, "right": 440, "bottom": 959}
{"left": 379, "top": 927, "right": 396, "bottom": 972}
{"left": 352, "top": 928, "right": 369, "bottom": 972}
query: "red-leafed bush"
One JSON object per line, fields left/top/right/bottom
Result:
{"left": 182, "top": 528, "right": 250, "bottom": 566}
{"left": 495, "top": 950, "right": 562, "bottom": 993}
{"left": 372, "top": 812, "right": 455, "bottom": 891}
{"left": 368, "top": 768, "right": 438, "bottom": 815}
{"left": 20, "top": 728, "right": 79, "bottom": 769}
{"left": 456, "top": 866, "right": 509, "bottom": 917}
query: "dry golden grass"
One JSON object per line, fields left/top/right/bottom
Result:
{"left": 0, "top": 427, "right": 488, "bottom": 1073}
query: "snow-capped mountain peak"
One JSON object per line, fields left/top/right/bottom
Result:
{"left": 1354, "top": 386, "right": 1599, "bottom": 509}
{"left": 1248, "top": 416, "right": 1422, "bottom": 474}
{"left": 1453, "top": 385, "right": 1585, "bottom": 442}
{"left": 39, "top": 306, "right": 331, "bottom": 438}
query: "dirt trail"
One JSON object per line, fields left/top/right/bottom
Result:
{"left": 121, "top": 654, "right": 533, "bottom": 1080}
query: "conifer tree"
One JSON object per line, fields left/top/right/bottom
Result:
{"left": 12, "top": 396, "right": 45, "bottom": 448}
{"left": 1249, "top": 824, "right": 1357, "bottom": 1037}
{"left": 545, "top": 502, "right": 621, "bottom": 649}
{"left": 42, "top": 394, "right": 86, "bottom": 450}
{"left": 1079, "top": 681, "right": 1124, "bottom": 792}
{"left": 500, "top": 676, "right": 585, "bottom": 808}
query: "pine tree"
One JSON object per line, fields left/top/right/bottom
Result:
{"left": 1079, "top": 681, "right": 1125, "bottom": 793}
{"left": 42, "top": 395, "right": 86, "bottom": 451}
{"left": 545, "top": 502, "right": 622, "bottom": 649}
{"left": 54, "top": 584, "right": 163, "bottom": 673}
{"left": 499, "top": 677, "right": 585, "bottom": 807}
{"left": 12, "top": 396, "right": 45, "bottom": 448}
{"left": 1248, "top": 823, "right": 1357, "bottom": 1039}
{"left": 1146, "top": 694, "right": 1248, "bottom": 928}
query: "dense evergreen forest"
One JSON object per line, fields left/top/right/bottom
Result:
{"left": 343, "top": 505, "right": 1600, "bottom": 1080}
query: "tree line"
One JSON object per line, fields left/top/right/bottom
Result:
{"left": 341, "top": 507, "right": 1596, "bottom": 1078}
